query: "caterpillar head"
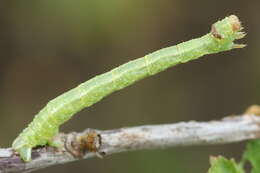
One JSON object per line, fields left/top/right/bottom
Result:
{"left": 210, "top": 15, "right": 246, "bottom": 52}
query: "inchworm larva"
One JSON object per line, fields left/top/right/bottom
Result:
{"left": 12, "top": 15, "right": 245, "bottom": 162}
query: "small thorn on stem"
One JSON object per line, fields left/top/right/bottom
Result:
{"left": 95, "top": 151, "right": 106, "bottom": 158}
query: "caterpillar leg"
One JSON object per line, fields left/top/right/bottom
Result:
{"left": 47, "top": 128, "right": 62, "bottom": 148}
{"left": 17, "top": 147, "right": 32, "bottom": 162}
{"left": 47, "top": 139, "right": 63, "bottom": 148}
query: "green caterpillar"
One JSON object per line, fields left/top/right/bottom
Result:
{"left": 12, "top": 15, "right": 245, "bottom": 162}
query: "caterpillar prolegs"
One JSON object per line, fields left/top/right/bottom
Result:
{"left": 12, "top": 15, "right": 245, "bottom": 162}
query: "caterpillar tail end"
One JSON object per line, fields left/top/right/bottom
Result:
{"left": 12, "top": 137, "right": 32, "bottom": 162}
{"left": 16, "top": 147, "right": 32, "bottom": 162}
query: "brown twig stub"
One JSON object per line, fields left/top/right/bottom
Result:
{"left": 64, "top": 129, "right": 102, "bottom": 158}
{"left": 82, "top": 131, "right": 102, "bottom": 153}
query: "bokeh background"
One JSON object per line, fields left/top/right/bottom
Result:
{"left": 1, "top": 0, "right": 260, "bottom": 172}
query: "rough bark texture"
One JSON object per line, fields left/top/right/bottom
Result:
{"left": 1, "top": 114, "right": 260, "bottom": 173}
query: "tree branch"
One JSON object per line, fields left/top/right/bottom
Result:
{"left": 1, "top": 114, "right": 260, "bottom": 173}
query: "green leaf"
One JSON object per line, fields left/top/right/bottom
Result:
{"left": 243, "top": 139, "right": 260, "bottom": 173}
{"left": 208, "top": 156, "right": 244, "bottom": 173}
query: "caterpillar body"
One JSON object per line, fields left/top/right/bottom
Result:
{"left": 12, "top": 15, "right": 245, "bottom": 162}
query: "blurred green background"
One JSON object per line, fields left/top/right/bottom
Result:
{"left": 1, "top": 0, "right": 260, "bottom": 172}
